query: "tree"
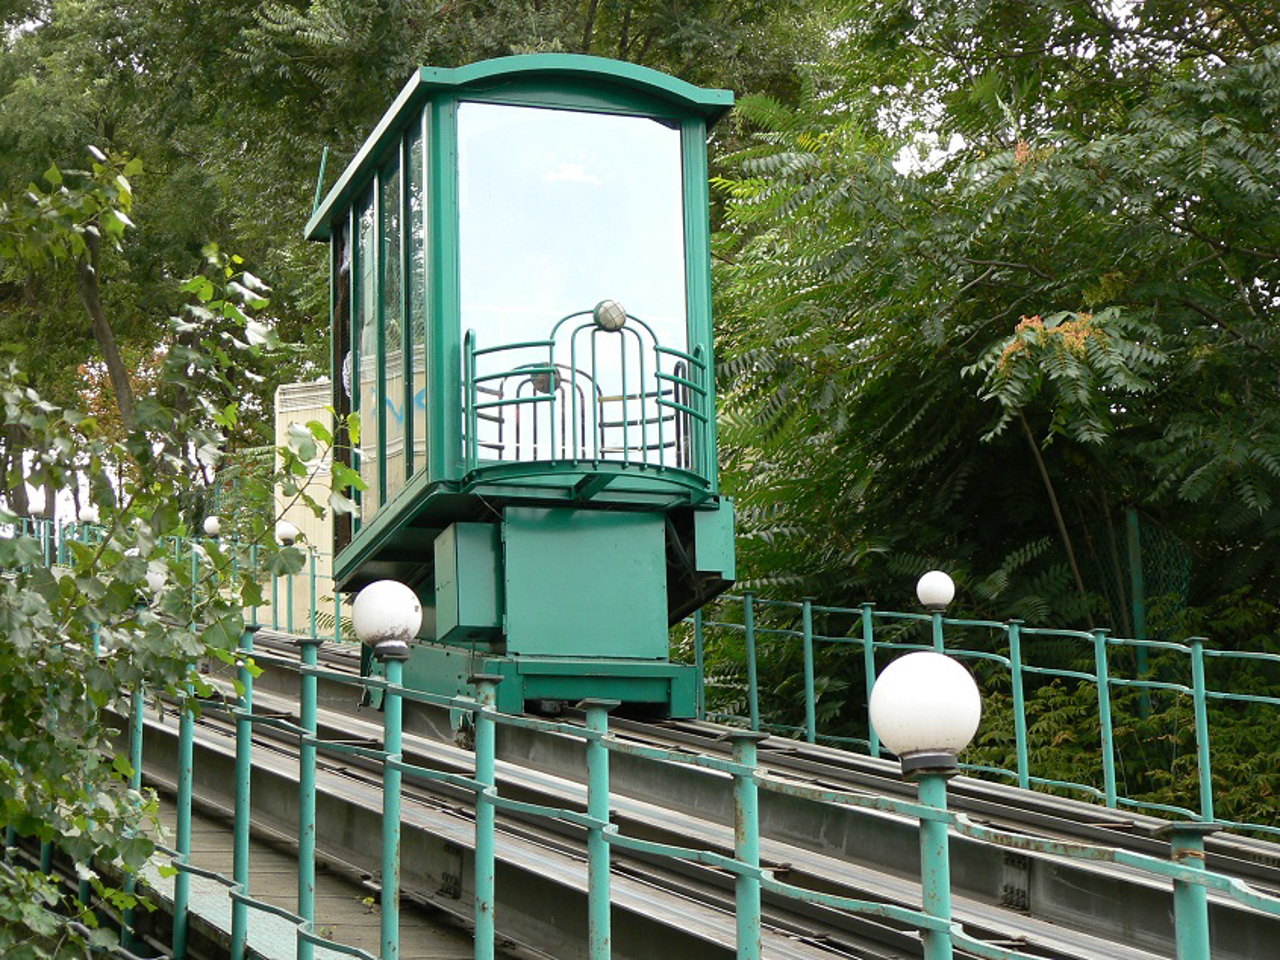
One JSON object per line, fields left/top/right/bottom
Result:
{"left": 714, "top": 0, "right": 1280, "bottom": 636}
{"left": 0, "top": 160, "right": 337, "bottom": 958}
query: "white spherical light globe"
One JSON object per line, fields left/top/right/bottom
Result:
{"left": 869, "top": 652, "right": 981, "bottom": 771}
{"left": 145, "top": 568, "right": 167, "bottom": 595}
{"left": 275, "top": 519, "right": 299, "bottom": 546}
{"left": 352, "top": 580, "right": 422, "bottom": 659}
{"left": 593, "top": 299, "right": 627, "bottom": 332}
{"left": 78, "top": 503, "right": 99, "bottom": 524}
{"left": 916, "top": 570, "right": 955, "bottom": 609}
{"left": 203, "top": 515, "right": 222, "bottom": 537}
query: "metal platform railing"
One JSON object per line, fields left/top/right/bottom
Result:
{"left": 462, "top": 309, "right": 712, "bottom": 483}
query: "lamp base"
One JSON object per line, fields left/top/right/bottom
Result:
{"left": 900, "top": 751, "right": 959, "bottom": 778}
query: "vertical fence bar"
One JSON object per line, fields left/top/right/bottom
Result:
{"left": 917, "top": 772, "right": 955, "bottom": 960}
{"left": 271, "top": 572, "right": 279, "bottom": 631}
{"left": 309, "top": 551, "right": 318, "bottom": 639}
{"left": 471, "top": 675, "right": 502, "bottom": 960}
{"left": 249, "top": 544, "right": 259, "bottom": 627}
{"left": 1092, "top": 629, "right": 1118, "bottom": 808}
{"left": 334, "top": 587, "right": 342, "bottom": 644}
{"left": 743, "top": 592, "right": 759, "bottom": 732}
{"left": 582, "top": 699, "right": 618, "bottom": 960}
{"left": 931, "top": 609, "right": 944, "bottom": 653}
{"left": 724, "top": 730, "right": 766, "bottom": 960}
{"left": 121, "top": 687, "right": 145, "bottom": 948}
{"left": 1189, "top": 637, "right": 1214, "bottom": 822}
{"left": 287, "top": 572, "right": 295, "bottom": 635}
{"left": 693, "top": 609, "right": 706, "bottom": 721}
{"left": 380, "top": 653, "right": 407, "bottom": 960}
{"left": 1007, "top": 621, "right": 1030, "bottom": 791}
{"left": 173, "top": 670, "right": 195, "bottom": 959}
{"left": 1159, "top": 823, "right": 1217, "bottom": 960}
{"left": 801, "top": 599, "right": 816, "bottom": 744}
{"left": 298, "top": 638, "right": 322, "bottom": 960}
{"left": 862, "top": 604, "right": 879, "bottom": 758}
{"left": 230, "top": 627, "right": 256, "bottom": 960}
{"left": 190, "top": 546, "right": 199, "bottom": 612}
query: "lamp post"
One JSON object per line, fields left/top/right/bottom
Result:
{"left": 869, "top": 651, "right": 981, "bottom": 960}
{"left": 916, "top": 570, "right": 954, "bottom": 652}
{"left": 352, "top": 580, "right": 422, "bottom": 960}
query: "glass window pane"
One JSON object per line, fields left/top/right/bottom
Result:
{"left": 458, "top": 102, "right": 687, "bottom": 468}
{"left": 382, "top": 160, "right": 405, "bottom": 501}
{"left": 333, "top": 222, "right": 354, "bottom": 550}
{"left": 407, "top": 122, "right": 428, "bottom": 479}
{"left": 356, "top": 192, "right": 380, "bottom": 515}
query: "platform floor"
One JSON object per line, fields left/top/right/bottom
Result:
{"left": 143, "top": 799, "right": 482, "bottom": 959}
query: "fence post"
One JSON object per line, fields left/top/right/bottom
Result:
{"left": 931, "top": 608, "right": 945, "bottom": 653}
{"left": 380, "top": 651, "right": 408, "bottom": 960}
{"left": 1007, "top": 621, "right": 1029, "bottom": 791}
{"left": 471, "top": 675, "right": 503, "bottom": 960}
{"left": 230, "top": 626, "right": 257, "bottom": 960}
{"left": 917, "top": 771, "right": 955, "bottom": 960}
{"left": 1092, "top": 629, "right": 1117, "bottom": 808}
{"left": 723, "top": 729, "right": 767, "bottom": 960}
{"left": 694, "top": 609, "right": 705, "bottom": 721}
{"left": 298, "top": 636, "right": 323, "bottom": 960}
{"left": 743, "top": 592, "right": 759, "bottom": 732}
{"left": 862, "top": 604, "right": 879, "bottom": 758}
{"left": 1188, "top": 637, "right": 1214, "bottom": 822}
{"left": 173, "top": 668, "right": 195, "bottom": 958}
{"left": 581, "top": 699, "right": 618, "bottom": 960}
{"left": 801, "top": 599, "right": 816, "bottom": 743}
{"left": 1157, "top": 822, "right": 1217, "bottom": 960}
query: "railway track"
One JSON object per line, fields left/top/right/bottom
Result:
{"left": 130, "top": 629, "right": 1280, "bottom": 960}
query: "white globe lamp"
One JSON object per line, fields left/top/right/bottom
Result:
{"left": 916, "top": 570, "right": 955, "bottom": 611}
{"left": 275, "top": 519, "right": 299, "bottom": 546}
{"left": 203, "top": 515, "right": 222, "bottom": 537}
{"left": 592, "top": 299, "right": 627, "bottom": 332}
{"left": 145, "top": 568, "right": 167, "bottom": 596}
{"left": 78, "top": 503, "right": 99, "bottom": 524}
{"left": 352, "top": 580, "right": 422, "bottom": 661}
{"left": 869, "top": 651, "right": 981, "bottom": 776}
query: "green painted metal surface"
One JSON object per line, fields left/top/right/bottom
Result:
{"left": 434, "top": 522, "right": 502, "bottom": 646}
{"left": 503, "top": 507, "right": 667, "bottom": 659}
{"left": 693, "top": 498, "right": 735, "bottom": 580}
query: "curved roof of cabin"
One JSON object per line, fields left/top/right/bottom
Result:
{"left": 305, "top": 54, "right": 734, "bottom": 241}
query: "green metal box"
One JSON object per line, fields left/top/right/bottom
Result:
{"left": 434, "top": 522, "right": 503, "bottom": 646}
{"left": 503, "top": 507, "right": 667, "bottom": 658}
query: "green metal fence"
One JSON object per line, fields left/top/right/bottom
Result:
{"left": 695, "top": 593, "right": 1280, "bottom": 839}
{"left": 10, "top": 516, "right": 1280, "bottom": 959}
{"left": 94, "top": 623, "right": 1280, "bottom": 960}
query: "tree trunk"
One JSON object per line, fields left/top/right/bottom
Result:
{"left": 77, "top": 229, "right": 135, "bottom": 429}
{"left": 581, "top": 0, "right": 600, "bottom": 52}
{"left": 1020, "top": 411, "right": 1094, "bottom": 627}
